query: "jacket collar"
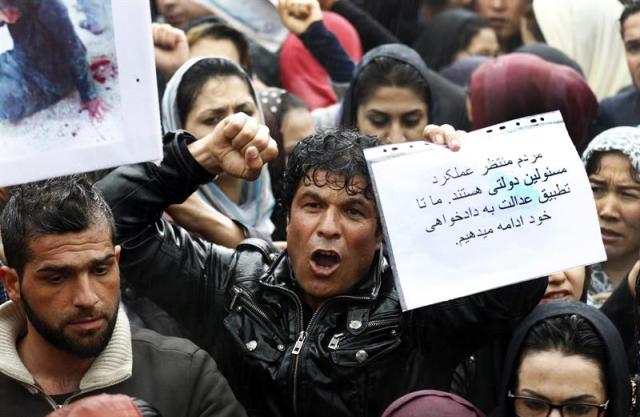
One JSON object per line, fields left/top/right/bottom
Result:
{"left": 0, "top": 302, "right": 132, "bottom": 390}
{"left": 266, "top": 247, "right": 388, "bottom": 301}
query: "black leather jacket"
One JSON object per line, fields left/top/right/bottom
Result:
{"left": 98, "top": 132, "right": 546, "bottom": 417}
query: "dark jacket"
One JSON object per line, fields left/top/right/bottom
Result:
{"left": 98, "top": 131, "right": 545, "bottom": 417}
{"left": 491, "top": 302, "right": 631, "bottom": 417}
{"left": 0, "top": 306, "right": 246, "bottom": 417}
{"left": 591, "top": 87, "right": 640, "bottom": 139}
{"left": 339, "top": 44, "right": 471, "bottom": 132}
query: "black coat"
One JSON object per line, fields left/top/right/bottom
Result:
{"left": 98, "top": 131, "right": 545, "bottom": 417}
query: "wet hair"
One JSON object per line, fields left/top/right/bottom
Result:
{"left": 281, "top": 129, "right": 380, "bottom": 215}
{"left": 186, "top": 22, "right": 252, "bottom": 73}
{"left": 0, "top": 176, "right": 115, "bottom": 277}
{"left": 621, "top": 1, "right": 640, "bottom": 36}
{"left": 516, "top": 315, "right": 607, "bottom": 389}
{"left": 355, "top": 57, "right": 431, "bottom": 110}
{"left": 176, "top": 57, "right": 254, "bottom": 127}
{"left": 585, "top": 150, "right": 640, "bottom": 182}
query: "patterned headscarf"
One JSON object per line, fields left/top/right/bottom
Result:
{"left": 582, "top": 126, "right": 640, "bottom": 173}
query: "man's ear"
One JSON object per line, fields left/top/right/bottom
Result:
{"left": 0, "top": 266, "right": 21, "bottom": 303}
{"left": 114, "top": 245, "right": 121, "bottom": 263}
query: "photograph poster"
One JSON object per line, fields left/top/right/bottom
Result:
{"left": 0, "top": 0, "right": 161, "bottom": 187}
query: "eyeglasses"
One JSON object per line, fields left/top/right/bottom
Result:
{"left": 508, "top": 391, "right": 609, "bottom": 417}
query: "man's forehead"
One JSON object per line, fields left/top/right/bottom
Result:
{"left": 26, "top": 226, "right": 114, "bottom": 268}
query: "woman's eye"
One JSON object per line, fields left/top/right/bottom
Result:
{"left": 402, "top": 117, "right": 422, "bottom": 128}
{"left": 368, "top": 117, "right": 388, "bottom": 128}
{"left": 203, "top": 117, "right": 221, "bottom": 126}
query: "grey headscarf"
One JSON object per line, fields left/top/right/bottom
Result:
{"left": 582, "top": 126, "right": 640, "bottom": 171}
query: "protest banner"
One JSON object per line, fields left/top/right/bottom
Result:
{"left": 195, "top": 0, "right": 288, "bottom": 53}
{"left": 365, "top": 111, "right": 606, "bottom": 311}
{"left": 0, "top": 0, "right": 161, "bottom": 187}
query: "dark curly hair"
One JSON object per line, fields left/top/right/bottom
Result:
{"left": 281, "top": 129, "right": 380, "bottom": 216}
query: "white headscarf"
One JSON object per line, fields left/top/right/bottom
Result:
{"left": 533, "top": 0, "right": 631, "bottom": 100}
{"left": 160, "top": 57, "right": 275, "bottom": 238}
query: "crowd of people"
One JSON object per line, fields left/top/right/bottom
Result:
{"left": 2, "top": 0, "right": 640, "bottom": 416}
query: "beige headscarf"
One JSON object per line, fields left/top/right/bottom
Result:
{"left": 533, "top": 0, "right": 631, "bottom": 100}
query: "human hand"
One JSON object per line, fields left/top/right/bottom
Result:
{"left": 189, "top": 113, "right": 278, "bottom": 180}
{"left": 152, "top": 23, "right": 189, "bottom": 80}
{"left": 278, "top": 0, "right": 323, "bottom": 35}
{"left": 80, "top": 97, "right": 105, "bottom": 121}
{"left": 422, "top": 124, "right": 465, "bottom": 151}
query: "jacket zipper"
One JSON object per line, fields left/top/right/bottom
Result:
{"left": 289, "top": 294, "right": 373, "bottom": 415}
{"left": 229, "top": 286, "right": 288, "bottom": 341}
{"left": 367, "top": 318, "right": 401, "bottom": 328}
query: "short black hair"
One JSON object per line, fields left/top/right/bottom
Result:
{"left": 0, "top": 176, "right": 115, "bottom": 276}
{"left": 176, "top": 57, "right": 254, "bottom": 127}
{"left": 621, "top": 1, "right": 640, "bottom": 36}
{"left": 516, "top": 315, "right": 607, "bottom": 390}
{"left": 281, "top": 129, "right": 380, "bottom": 215}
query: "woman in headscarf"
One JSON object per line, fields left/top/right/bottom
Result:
{"left": 413, "top": 8, "right": 498, "bottom": 73}
{"left": 469, "top": 53, "right": 597, "bottom": 153}
{"left": 162, "top": 57, "right": 276, "bottom": 241}
{"left": 491, "top": 302, "right": 630, "bottom": 417}
{"left": 382, "top": 390, "right": 485, "bottom": 417}
{"left": 582, "top": 127, "right": 640, "bottom": 305}
{"left": 529, "top": 0, "right": 631, "bottom": 100}
{"left": 338, "top": 43, "right": 469, "bottom": 143}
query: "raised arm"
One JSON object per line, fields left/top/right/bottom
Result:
{"left": 97, "top": 114, "right": 277, "bottom": 335}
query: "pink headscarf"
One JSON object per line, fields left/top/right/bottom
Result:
{"left": 470, "top": 53, "right": 597, "bottom": 153}
{"left": 382, "top": 390, "right": 486, "bottom": 417}
{"left": 280, "top": 11, "right": 363, "bottom": 110}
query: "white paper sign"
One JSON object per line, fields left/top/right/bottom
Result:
{"left": 365, "top": 112, "right": 606, "bottom": 311}
{"left": 0, "top": 0, "right": 161, "bottom": 187}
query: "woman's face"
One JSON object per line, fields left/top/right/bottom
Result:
{"left": 589, "top": 152, "right": 640, "bottom": 264}
{"left": 184, "top": 75, "right": 258, "bottom": 139}
{"left": 356, "top": 86, "right": 429, "bottom": 144}
{"left": 540, "top": 267, "right": 586, "bottom": 304}
{"left": 515, "top": 350, "right": 606, "bottom": 417}
{"left": 455, "top": 27, "right": 500, "bottom": 61}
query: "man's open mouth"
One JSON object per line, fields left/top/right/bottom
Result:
{"left": 310, "top": 249, "right": 341, "bottom": 276}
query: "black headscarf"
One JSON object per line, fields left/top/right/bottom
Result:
{"left": 414, "top": 8, "right": 489, "bottom": 72}
{"left": 514, "top": 43, "right": 585, "bottom": 78}
{"left": 339, "top": 44, "right": 470, "bottom": 131}
{"left": 492, "top": 302, "right": 630, "bottom": 417}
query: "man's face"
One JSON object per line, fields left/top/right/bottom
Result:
{"left": 0, "top": 6, "right": 21, "bottom": 24}
{"left": 1, "top": 224, "right": 121, "bottom": 358}
{"left": 474, "top": 0, "right": 526, "bottom": 45}
{"left": 623, "top": 12, "right": 640, "bottom": 87}
{"left": 286, "top": 171, "right": 382, "bottom": 310}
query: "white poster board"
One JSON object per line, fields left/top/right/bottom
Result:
{"left": 365, "top": 112, "right": 606, "bottom": 311}
{"left": 0, "top": 0, "right": 161, "bottom": 187}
